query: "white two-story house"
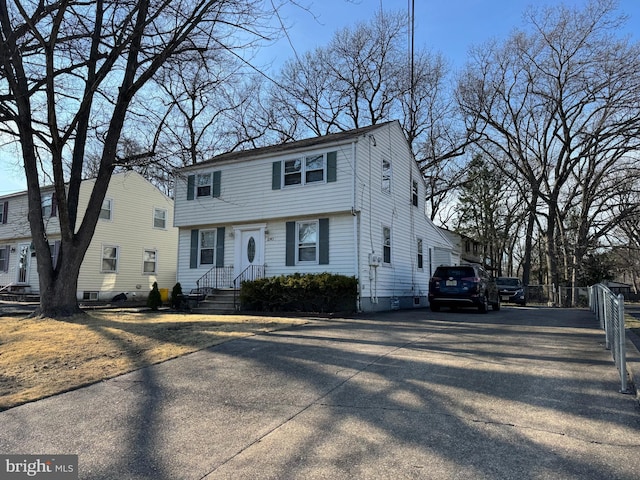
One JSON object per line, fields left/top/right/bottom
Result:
{"left": 0, "top": 171, "right": 178, "bottom": 302}
{"left": 173, "top": 121, "right": 453, "bottom": 312}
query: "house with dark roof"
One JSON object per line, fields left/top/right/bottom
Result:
{"left": 173, "top": 121, "right": 453, "bottom": 312}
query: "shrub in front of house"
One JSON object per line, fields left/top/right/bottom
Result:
{"left": 240, "top": 273, "right": 357, "bottom": 313}
{"left": 170, "top": 282, "right": 184, "bottom": 310}
{"left": 147, "top": 281, "right": 163, "bottom": 311}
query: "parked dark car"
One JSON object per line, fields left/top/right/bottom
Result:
{"left": 428, "top": 264, "right": 500, "bottom": 313}
{"left": 496, "top": 277, "right": 526, "bottom": 306}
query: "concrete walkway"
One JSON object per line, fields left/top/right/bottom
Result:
{"left": 1, "top": 306, "right": 639, "bottom": 479}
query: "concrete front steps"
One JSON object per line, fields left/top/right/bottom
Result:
{"left": 190, "top": 289, "right": 238, "bottom": 314}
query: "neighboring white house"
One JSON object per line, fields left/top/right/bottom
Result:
{"left": 0, "top": 171, "right": 178, "bottom": 302}
{"left": 173, "top": 121, "right": 454, "bottom": 312}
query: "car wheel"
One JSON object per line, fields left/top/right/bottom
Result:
{"left": 430, "top": 303, "right": 440, "bottom": 312}
{"left": 478, "top": 295, "right": 489, "bottom": 313}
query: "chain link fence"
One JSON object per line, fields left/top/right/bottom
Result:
{"left": 525, "top": 285, "right": 590, "bottom": 307}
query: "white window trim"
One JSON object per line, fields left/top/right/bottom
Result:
{"left": 382, "top": 158, "right": 392, "bottom": 194}
{"left": 199, "top": 228, "right": 217, "bottom": 266}
{"left": 101, "top": 244, "right": 119, "bottom": 273}
{"left": 296, "top": 220, "right": 319, "bottom": 264}
{"left": 382, "top": 226, "right": 392, "bottom": 265}
{"left": 41, "top": 193, "right": 53, "bottom": 217}
{"left": 99, "top": 198, "right": 113, "bottom": 221}
{"left": 196, "top": 173, "right": 212, "bottom": 198}
{"left": 153, "top": 207, "right": 167, "bottom": 229}
{"left": 0, "top": 201, "right": 5, "bottom": 223}
{"left": 282, "top": 153, "right": 327, "bottom": 188}
{"left": 143, "top": 248, "right": 158, "bottom": 274}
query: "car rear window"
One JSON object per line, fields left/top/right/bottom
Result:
{"left": 434, "top": 267, "right": 475, "bottom": 279}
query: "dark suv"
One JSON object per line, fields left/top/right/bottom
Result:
{"left": 428, "top": 264, "right": 500, "bottom": 313}
{"left": 496, "top": 277, "right": 526, "bottom": 306}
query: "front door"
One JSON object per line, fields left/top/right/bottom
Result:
{"left": 16, "top": 243, "right": 30, "bottom": 284}
{"left": 237, "top": 228, "right": 264, "bottom": 281}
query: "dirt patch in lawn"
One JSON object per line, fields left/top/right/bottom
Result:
{"left": 0, "top": 310, "right": 307, "bottom": 411}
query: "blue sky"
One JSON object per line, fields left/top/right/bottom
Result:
{"left": 2, "top": 0, "right": 640, "bottom": 195}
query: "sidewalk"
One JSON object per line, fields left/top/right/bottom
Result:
{"left": 1, "top": 306, "right": 639, "bottom": 479}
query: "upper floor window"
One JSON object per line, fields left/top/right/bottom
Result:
{"left": 382, "top": 159, "right": 391, "bottom": 194}
{"left": 102, "top": 245, "right": 119, "bottom": 273}
{"left": 0, "top": 201, "right": 7, "bottom": 224}
{"left": 273, "top": 152, "right": 337, "bottom": 190}
{"left": 412, "top": 180, "right": 419, "bottom": 207}
{"left": 143, "top": 249, "right": 157, "bottom": 273}
{"left": 383, "top": 226, "right": 391, "bottom": 264}
{"left": 42, "top": 193, "right": 56, "bottom": 218}
{"left": 153, "top": 208, "right": 167, "bottom": 229}
{"left": 197, "top": 173, "right": 212, "bottom": 197}
{"left": 284, "top": 154, "right": 326, "bottom": 187}
{"left": 187, "top": 171, "right": 221, "bottom": 200}
{"left": 99, "top": 198, "right": 113, "bottom": 220}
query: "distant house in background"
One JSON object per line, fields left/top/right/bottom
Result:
{"left": 437, "top": 228, "right": 485, "bottom": 267}
{"left": 0, "top": 172, "right": 178, "bottom": 302}
{"left": 173, "top": 120, "right": 454, "bottom": 312}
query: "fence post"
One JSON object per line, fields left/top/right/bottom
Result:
{"left": 618, "top": 294, "right": 629, "bottom": 394}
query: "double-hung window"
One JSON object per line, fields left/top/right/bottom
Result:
{"left": 199, "top": 230, "right": 216, "bottom": 265}
{"left": 417, "top": 238, "right": 423, "bottom": 269}
{"left": 42, "top": 193, "right": 54, "bottom": 217}
{"left": 297, "top": 221, "right": 318, "bottom": 263}
{"left": 143, "top": 249, "right": 157, "bottom": 273}
{"left": 284, "top": 154, "right": 326, "bottom": 187}
{"left": 100, "top": 198, "right": 113, "bottom": 220}
{"left": 197, "top": 173, "right": 212, "bottom": 197}
{"left": 382, "top": 226, "right": 391, "bottom": 264}
{"left": 0, "top": 201, "right": 7, "bottom": 224}
{"left": 102, "top": 245, "right": 119, "bottom": 273}
{"left": 382, "top": 159, "right": 391, "bottom": 193}
{"left": 153, "top": 208, "right": 167, "bottom": 229}
{"left": 0, "top": 245, "right": 8, "bottom": 272}
{"left": 412, "top": 180, "right": 419, "bottom": 207}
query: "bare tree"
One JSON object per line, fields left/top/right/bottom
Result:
{"left": 0, "top": 0, "right": 278, "bottom": 318}
{"left": 457, "top": 0, "right": 640, "bottom": 293}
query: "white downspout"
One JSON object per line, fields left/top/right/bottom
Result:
{"left": 352, "top": 140, "right": 361, "bottom": 312}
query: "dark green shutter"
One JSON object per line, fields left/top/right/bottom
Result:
{"left": 212, "top": 171, "right": 221, "bottom": 198}
{"left": 272, "top": 161, "right": 282, "bottom": 190}
{"left": 190, "top": 229, "right": 199, "bottom": 268}
{"left": 187, "top": 175, "right": 195, "bottom": 200}
{"left": 319, "top": 218, "right": 329, "bottom": 264}
{"left": 216, "top": 227, "right": 225, "bottom": 267}
{"left": 286, "top": 221, "right": 295, "bottom": 266}
{"left": 327, "top": 151, "right": 337, "bottom": 183}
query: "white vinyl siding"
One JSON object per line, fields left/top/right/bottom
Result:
{"left": 174, "top": 148, "right": 350, "bottom": 228}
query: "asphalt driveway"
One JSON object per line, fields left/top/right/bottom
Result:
{"left": 1, "top": 306, "right": 639, "bottom": 479}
